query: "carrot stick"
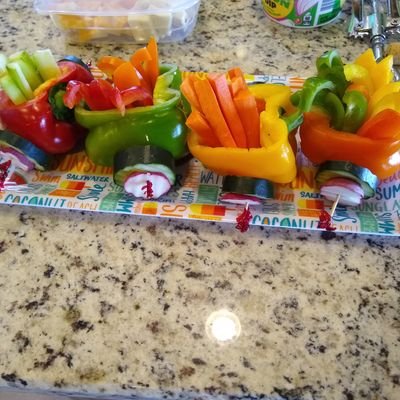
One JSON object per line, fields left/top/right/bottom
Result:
{"left": 208, "top": 73, "right": 247, "bottom": 148}
{"left": 193, "top": 78, "right": 237, "bottom": 148}
{"left": 113, "top": 62, "right": 141, "bottom": 91}
{"left": 130, "top": 47, "right": 152, "bottom": 88}
{"left": 228, "top": 67, "right": 246, "bottom": 80}
{"left": 146, "top": 36, "right": 159, "bottom": 92}
{"left": 186, "top": 110, "right": 221, "bottom": 147}
{"left": 233, "top": 89, "right": 260, "bottom": 148}
{"left": 230, "top": 75, "right": 247, "bottom": 97}
{"left": 181, "top": 77, "right": 201, "bottom": 110}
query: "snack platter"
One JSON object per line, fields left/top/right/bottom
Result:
{"left": 1, "top": 73, "right": 399, "bottom": 237}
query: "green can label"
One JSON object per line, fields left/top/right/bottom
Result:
{"left": 261, "top": 0, "right": 344, "bottom": 28}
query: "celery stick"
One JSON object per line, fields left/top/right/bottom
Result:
{"left": 31, "top": 49, "right": 60, "bottom": 81}
{"left": 0, "top": 73, "right": 27, "bottom": 105}
{"left": 9, "top": 51, "right": 43, "bottom": 90}
{"left": 7, "top": 62, "right": 34, "bottom": 99}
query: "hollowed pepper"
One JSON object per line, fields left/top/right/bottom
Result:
{"left": 299, "top": 49, "right": 400, "bottom": 179}
{"left": 0, "top": 61, "right": 93, "bottom": 154}
{"left": 187, "top": 84, "right": 297, "bottom": 184}
{"left": 75, "top": 64, "right": 188, "bottom": 167}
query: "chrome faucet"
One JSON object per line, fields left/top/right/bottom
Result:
{"left": 349, "top": 0, "right": 400, "bottom": 77}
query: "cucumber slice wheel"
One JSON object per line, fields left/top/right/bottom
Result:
{"left": 114, "top": 145, "right": 175, "bottom": 199}
{"left": 315, "top": 161, "right": 378, "bottom": 199}
{"left": 220, "top": 176, "right": 274, "bottom": 205}
{"left": 0, "top": 130, "right": 53, "bottom": 171}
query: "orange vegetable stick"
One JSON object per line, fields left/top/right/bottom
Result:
{"left": 113, "top": 62, "right": 141, "bottom": 91}
{"left": 234, "top": 89, "right": 261, "bottom": 148}
{"left": 186, "top": 110, "right": 221, "bottom": 147}
{"left": 146, "top": 36, "right": 159, "bottom": 92}
{"left": 193, "top": 78, "right": 237, "bottom": 148}
{"left": 97, "top": 56, "right": 126, "bottom": 77}
{"left": 256, "top": 97, "right": 266, "bottom": 113}
{"left": 181, "top": 77, "right": 201, "bottom": 110}
{"left": 228, "top": 67, "right": 246, "bottom": 80}
{"left": 208, "top": 73, "right": 247, "bottom": 148}
{"left": 230, "top": 75, "right": 247, "bottom": 97}
{"left": 130, "top": 47, "right": 152, "bottom": 88}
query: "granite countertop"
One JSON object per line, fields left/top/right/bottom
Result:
{"left": 1, "top": 1, "right": 400, "bottom": 399}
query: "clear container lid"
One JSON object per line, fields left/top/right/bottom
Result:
{"left": 34, "top": 0, "right": 200, "bottom": 15}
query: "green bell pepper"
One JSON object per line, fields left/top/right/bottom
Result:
{"left": 75, "top": 64, "right": 188, "bottom": 167}
{"left": 291, "top": 50, "right": 368, "bottom": 133}
{"left": 342, "top": 90, "right": 368, "bottom": 132}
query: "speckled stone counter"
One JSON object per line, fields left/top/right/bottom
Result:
{"left": 0, "top": 1, "right": 399, "bottom": 399}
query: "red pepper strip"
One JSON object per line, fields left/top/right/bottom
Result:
{"left": 120, "top": 86, "right": 153, "bottom": 107}
{"left": 63, "top": 80, "right": 83, "bottom": 109}
{"left": 96, "top": 80, "right": 125, "bottom": 115}
{"left": 300, "top": 111, "right": 400, "bottom": 179}
{"left": 65, "top": 80, "right": 152, "bottom": 115}
{"left": 0, "top": 61, "right": 93, "bottom": 154}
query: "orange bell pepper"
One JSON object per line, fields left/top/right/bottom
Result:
{"left": 299, "top": 111, "right": 400, "bottom": 179}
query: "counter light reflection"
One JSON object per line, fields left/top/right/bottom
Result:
{"left": 206, "top": 309, "right": 241, "bottom": 343}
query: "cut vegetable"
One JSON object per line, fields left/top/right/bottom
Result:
{"left": 193, "top": 78, "right": 237, "bottom": 148}
{"left": 0, "top": 130, "right": 53, "bottom": 171}
{"left": 8, "top": 51, "right": 43, "bottom": 90}
{"left": 59, "top": 55, "right": 91, "bottom": 72}
{"left": 316, "top": 161, "right": 378, "bottom": 199}
{"left": 97, "top": 55, "right": 126, "bottom": 78}
{"left": 208, "top": 73, "right": 247, "bottom": 148}
{"left": 7, "top": 62, "right": 34, "bottom": 99}
{"left": 124, "top": 171, "right": 171, "bottom": 199}
{"left": 320, "top": 178, "right": 364, "bottom": 206}
{"left": 0, "top": 73, "right": 27, "bottom": 105}
{"left": 146, "top": 36, "right": 159, "bottom": 92}
{"left": 113, "top": 62, "right": 141, "bottom": 91}
{"left": 48, "top": 83, "right": 75, "bottom": 121}
{"left": 185, "top": 109, "right": 220, "bottom": 147}
{"left": 220, "top": 176, "right": 274, "bottom": 205}
{"left": 114, "top": 145, "right": 175, "bottom": 199}
{"left": 31, "top": 49, "right": 61, "bottom": 81}
{"left": 233, "top": 89, "right": 260, "bottom": 148}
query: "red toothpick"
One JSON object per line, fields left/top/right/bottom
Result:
{"left": 0, "top": 160, "right": 12, "bottom": 191}
{"left": 236, "top": 203, "right": 252, "bottom": 233}
{"left": 318, "top": 194, "right": 340, "bottom": 231}
{"left": 141, "top": 179, "right": 154, "bottom": 199}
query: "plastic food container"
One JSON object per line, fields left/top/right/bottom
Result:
{"left": 34, "top": 0, "right": 201, "bottom": 43}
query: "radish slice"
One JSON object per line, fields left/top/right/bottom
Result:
{"left": 0, "top": 148, "right": 35, "bottom": 171}
{"left": 320, "top": 178, "right": 365, "bottom": 206}
{"left": 219, "top": 193, "right": 263, "bottom": 205}
{"left": 124, "top": 171, "right": 171, "bottom": 199}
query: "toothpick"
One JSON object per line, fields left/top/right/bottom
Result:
{"left": 330, "top": 194, "right": 340, "bottom": 217}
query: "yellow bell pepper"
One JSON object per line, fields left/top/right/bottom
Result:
{"left": 187, "top": 84, "right": 297, "bottom": 184}
{"left": 368, "top": 81, "right": 400, "bottom": 116}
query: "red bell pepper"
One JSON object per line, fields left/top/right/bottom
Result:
{"left": 0, "top": 61, "right": 93, "bottom": 154}
{"left": 63, "top": 79, "right": 153, "bottom": 116}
